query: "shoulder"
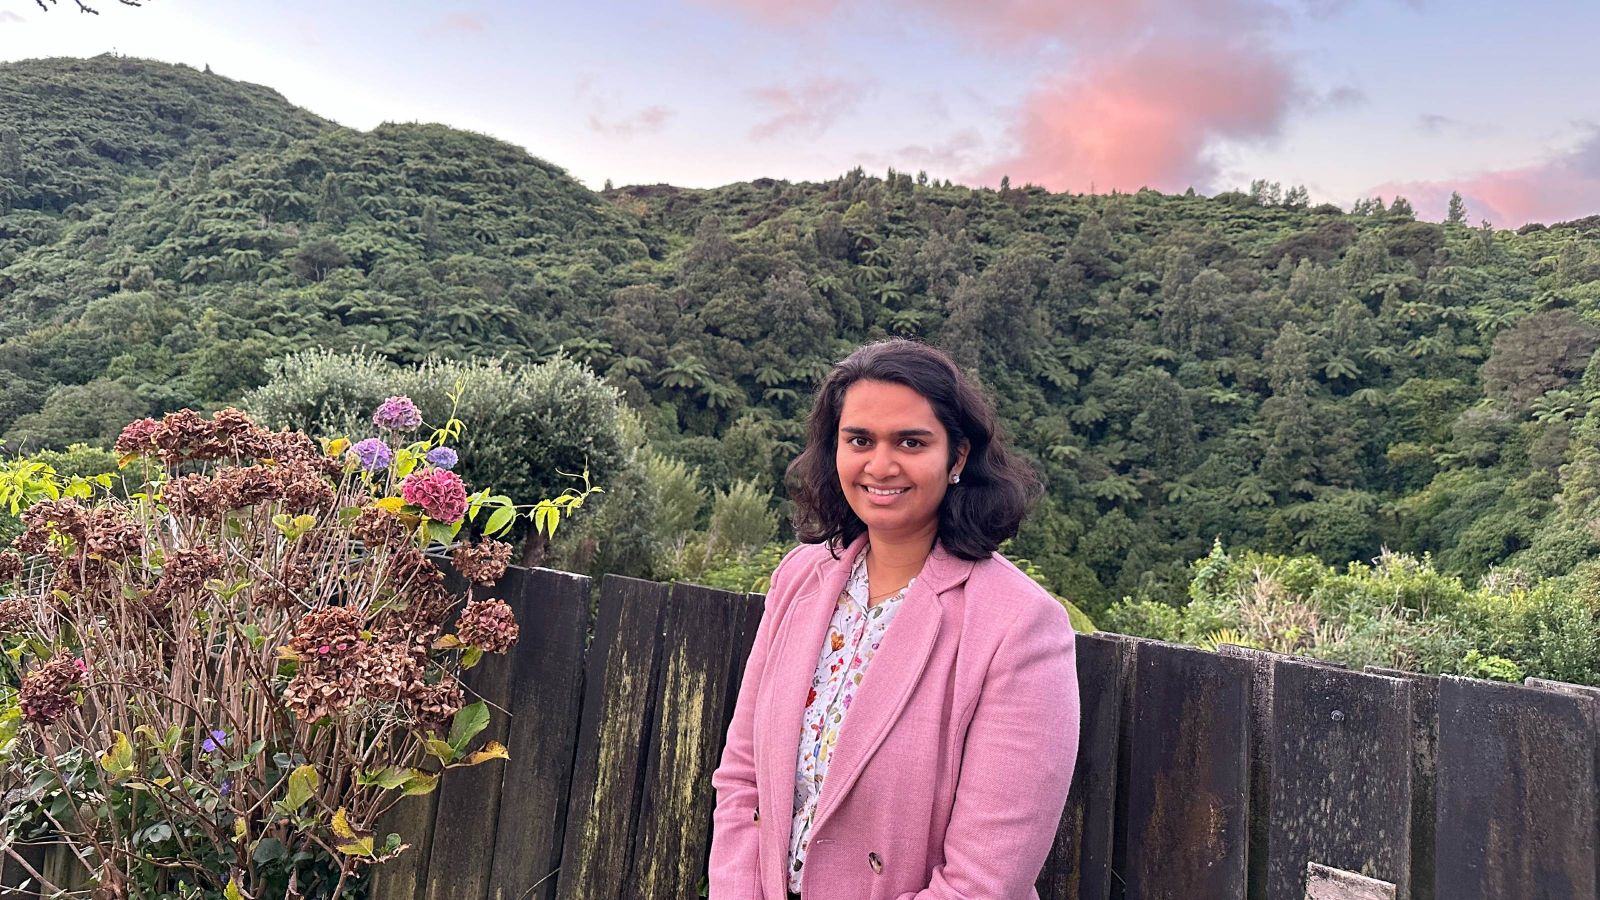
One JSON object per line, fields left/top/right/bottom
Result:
{"left": 966, "top": 552, "right": 1076, "bottom": 641}
{"left": 766, "top": 540, "right": 839, "bottom": 599}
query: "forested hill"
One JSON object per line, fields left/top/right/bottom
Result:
{"left": 6, "top": 55, "right": 1600, "bottom": 611}
{"left": 0, "top": 55, "right": 331, "bottom": 255}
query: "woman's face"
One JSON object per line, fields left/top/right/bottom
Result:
{"left": 835, "top": 379, "right": 968, "bottom": 544}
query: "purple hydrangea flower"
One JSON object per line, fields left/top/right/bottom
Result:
{"left": 349, "top": 437, "right": 394, "bottom": 472}
{"left": 200, "top": 729, "right": 227, "bottom": 754}
{"left": 372, "top": 396, "right": 423, "bottom": 431}
{"left": 425, "top": 446, "right": 458, "bottom": 470}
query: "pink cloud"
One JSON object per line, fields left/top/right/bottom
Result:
{"left": 1369, "top": 128, "right": 1600, "bottom": 228}
{"left": 589, "top": 105, "right": 676, "bottom": 139}
{"left": 977, "top": 39, "right": 1296, "bottom": 193}
{"left": 748, "top": 78, "right": 862, "bottom": 140}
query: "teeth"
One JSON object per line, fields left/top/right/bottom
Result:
{"left": 865, "top": 486, "right": 906, "bottom": 495}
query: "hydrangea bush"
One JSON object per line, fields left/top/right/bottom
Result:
{"left": 0, "top": 397, "right": 597, "bottom": 898}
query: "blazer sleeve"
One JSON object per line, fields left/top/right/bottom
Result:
{"left": 898, "top": 597, "right": 1081, "bottom": 900}
{"left": 707, "top": 545, "right": 804, "bottom": 899}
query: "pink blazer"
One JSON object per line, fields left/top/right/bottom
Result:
{"left": 709, "top": 534, "right": 1081, "bottom": 899}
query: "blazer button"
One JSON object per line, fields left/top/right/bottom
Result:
{"left": 867, "top": 851, "right": 883, "bottom": 874}
{"left": 752, "top": 806, "right": 760, "bottom": 822}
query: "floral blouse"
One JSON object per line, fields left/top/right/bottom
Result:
{"left": 787, "top": 549, "right": 914, "bottom": 892}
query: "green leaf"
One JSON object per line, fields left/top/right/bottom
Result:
{"left": 460, "top": 646, "right": 484, "bottom": 670}
{"left": 285, "top": 764, "right": 318, "bottom": 811}
{"left": 484, "top": 505, "right": 515, "bottom": 537}
{"left": 375, "top": 766, "right": 411, "bottom": 790}
{"left": 425, "top": 519, "right": 454, "bottom": 546}
{"left": 425, "top": 739, "right": 457, "bottom": 764}
{"left": 448, "top": 701, "right": 490, "bottom": 752}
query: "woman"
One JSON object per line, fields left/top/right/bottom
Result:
{"left": 709, "top": 339, "right": 1081, "bottom": 900}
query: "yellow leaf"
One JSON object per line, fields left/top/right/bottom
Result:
{"left": 331, "top": 807, "right": 356, "bottom": 840}
{"left": 462, "top": 741, "right": 510, "bottom": 766}
{"left": 337, "top": 836, "right": 375, "bottom": 857}
{"left": 224, "top": 876, "right": 244, "bottom": 900}
{"left": 233, "top": 817, "right": 248, "bottom": 842}
{"left": 275, "top": 645, "right": 299, "bottom": 661}
{"left": 326, "top": 438, "right": 351, "bottom": 458}
{"left": 431, "top": 634, "right": 462, "bottom": 650}
{"left": 375, "top": 496, "right": 408, "bottom": 514}
{"left": 99, "top": 731, "right": 134, "bottom": 779}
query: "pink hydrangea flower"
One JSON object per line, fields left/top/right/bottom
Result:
{"left": 373, "top": 396, "right": 423, "bottom": 432}
{"left": 400, "top": 469, "right": 468, "bottom": 523}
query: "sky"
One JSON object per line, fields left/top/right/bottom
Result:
{"left": 3, "top": 0, "right": 1599, "bottom": 227}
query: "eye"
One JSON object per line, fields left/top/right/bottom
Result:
{"left": 844, "top": 436, "right": 870, "bottom": 448}
{"left": 899, "top": 438, "right": 925, "bottom": 449}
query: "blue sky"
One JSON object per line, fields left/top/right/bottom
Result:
{"left": 4, "top": 0, "right": 1598, "bottom": 225}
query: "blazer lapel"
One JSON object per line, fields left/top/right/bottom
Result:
{"left": 807, "top": 541, "right": 974, "bottom": 837}
{"left": 758, "top": 533, "right": 867, "bottom": 884}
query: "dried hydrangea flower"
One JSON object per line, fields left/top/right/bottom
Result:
{"left": 19, "top": 650, "right": 86, "bottom": 725}
{"left": 425, "top": 446, "right": 458, "bottom": 470}
{"left": 400, "top": 469, "right": 468, "bottom": 523}
{"left": 0, "top": 550, "right": 22, "bottom": 583}
{"left": 453, "top": 539, "right": 513, "bottom": 587}
{"left": 373, "top": 396, "right": 423, "bottom": 432}
{"left": 349, "top": 438, "right": 394, "bottom": 472}
{"left": 456, "top": 598, "right": 519, "bottom": 654}
{"left": 114, "top": 418, "right": 161, "bottom": 456}
{"left": 353, "top": 506, "right": 409, "bottom": 548}
{"left": 0, "top": 597, "right": 34, "bottom": 634}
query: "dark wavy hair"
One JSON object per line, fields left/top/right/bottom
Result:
{"left": 785, "top": 339, "right": 1041, "bottom": 561}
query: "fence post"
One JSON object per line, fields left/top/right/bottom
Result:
{"left": 1264, "top": 658, "right": 1412, "bottom": 898}
{"left": 1113, "top": 637, "right": 1252, "bottom": 899}
{"left": 555, "top": 575, "right": 671, "bottom": 900}
{"left": 1037, "top": 632, "right": 1131, "bottom": 900}
{"left": 485, "top": 568, "right": 592, "bottom": 900}
{"left": 1434, "top": 676, "right": 1598, "bottom": 900}
{"left": 628, "top": 583, "right": 760, "bottom": 900}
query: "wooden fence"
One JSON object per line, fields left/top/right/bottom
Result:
{"left": 5, "top": 564, "right": 1598, "bottom": 899}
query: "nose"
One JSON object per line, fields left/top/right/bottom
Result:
{"left": 863, "top": 443, "right": 898, "bottom": 479}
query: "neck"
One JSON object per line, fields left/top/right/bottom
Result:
{"left": 864, "top": 523, "right": 937, "bottom": 582}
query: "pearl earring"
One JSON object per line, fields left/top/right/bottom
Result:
{"left": 950, "top": 473, "right": 961, "bottom": 484}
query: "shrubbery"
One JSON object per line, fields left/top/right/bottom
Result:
{"left": 1103, "top": 539, "right": 1600, "bottom": 685}
{"left": 0, "top": 397, "right": 592, "bottom": 896}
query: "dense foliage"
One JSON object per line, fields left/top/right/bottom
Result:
{"left": 3, "top": 57, "right": 1600, "bottom": 660}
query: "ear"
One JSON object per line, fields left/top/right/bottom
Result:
{"left": 953, "top": 440, "right": 970, "bottom": 475}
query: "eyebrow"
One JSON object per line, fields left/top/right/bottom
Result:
{"left": 840, "top": 426, "right": 936, "bottom": 438}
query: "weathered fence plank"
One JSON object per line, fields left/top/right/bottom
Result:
{"left": 1216, "top": 644, "right": 1281, "bottom": 900}
{"left": 628, "top": 583, "right": 758, "bottom": 900}
{"left": 1435, "top": 676, "right": 1598, "bottom": 900}
{"left": 423, "top": 571, "right": 520, "bottom": 900}
{"left": 555, "top": 575, "right": 670, "bottom": 900}
{"left": 1366, "top": 666, "right": 1439, "bottom": 900}
{"left": 1114, "top": 638, "right": 1252, "bottom": 900}
{"left": 0, "top": 840, "right": 51, "bottom": 897}
{"left": 1038, "top": 632, "right": 1130, "bottom": 900}
{"left": 486, "top": 568, "right": 592, "bottom": 900}
{"left": 1267, "top": 660, "right": 1412, "bottom": 899}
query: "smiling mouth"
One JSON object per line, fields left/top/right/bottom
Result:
{"left": 862, "top": 485, "right": 908, "bottom": 496}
